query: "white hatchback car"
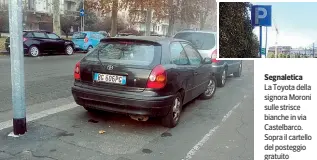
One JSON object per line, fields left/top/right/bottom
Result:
{"left": 174, "top": 30, "right": 242, "bottom": 87}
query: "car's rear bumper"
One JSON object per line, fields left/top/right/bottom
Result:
{"left": 211, "top": 64, "right": 225, "bottom": 77}
{"left": 72, "top": 85, "right": 174, "bottom": 117}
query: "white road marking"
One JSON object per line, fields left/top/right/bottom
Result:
{"left": 182, "top": 95, "right": 247, "bottom": 160}
{"left": 0, "top": 102, "right": 78, "bottom": 131}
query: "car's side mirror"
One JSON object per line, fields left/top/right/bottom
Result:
{"left": 203, "top": 57, "right": 212, "bottom": 64}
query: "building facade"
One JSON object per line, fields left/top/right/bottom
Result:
{"left": 0, "top": 0, "right": 81, "bottom": 32}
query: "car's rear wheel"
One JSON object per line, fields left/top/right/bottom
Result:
{"left": 161, "top": 93, "right": 182, "bottom": 128}
{"left": 28, "top": 45, "right": 40, "bottom": 57}
{"left": 200, "top": 76, "right": 217, "bottom": 100}
{"left": 233, "top": 63, "right": 242, "bottom": 77}
{"left": 65, "top": 45, "right": 74, "bottom": 55}
{"left": 87, "top": 46, "right": 93, "bottom": 52}
{"left": 217, "top": 68, "right": 227, "bottom": 87}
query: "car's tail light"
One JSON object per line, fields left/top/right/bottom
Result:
{"left": 74, "top": 61, "right": 80, "bottom": 80}
{"left": 84, "top": 37, "right": 88, "bottom": 43}
{"left": 211, "top": 50, "right": 219, "bottom": 63}
{"left": 23, "top": 38, "right": 27, "bottom": 42}
{"left": 146, "top": 65, "right": 167, "bottom": 89}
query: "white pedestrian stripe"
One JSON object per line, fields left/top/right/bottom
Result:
{"left": 182, "top": 95, "right": 247, "bottom": 160}
{"left": 0, "top": 103, "right": 78, "bottom": 131}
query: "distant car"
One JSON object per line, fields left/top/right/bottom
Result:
{"left": 116, "top": 33, "right": 136, "bottom": 37}
{"left": 72, "top": 31, "right": 106, "bottom": 52}
{"left": 174, "top": 31, "right": 242, "bottom": 87}
{"left": 5, "top": 30, "right": 74, "bottom": 57}
{"left": 98, "top": 31, "right": 109, "bottom": 37}
{"left": 71, "top": 36, "right": 217, "bottom": 128}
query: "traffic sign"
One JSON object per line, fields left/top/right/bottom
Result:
{"left": 80, "top": 9, "right": 85, "bottom": 17}
{"left": 251, "top": 5, "right": 272, "bottom": 27}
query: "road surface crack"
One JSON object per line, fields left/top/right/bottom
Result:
{"left": 30, "top": 150, "right": 58, "bottom": 160}
{"left": 0, "top": 150, "right": 23, "bottom": 157}
{"left": 235, "top": 112, "right": 248, "bottom": 160}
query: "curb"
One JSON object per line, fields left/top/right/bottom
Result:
{"left": 0, "top": 51, "right": 8, "bottom": 56}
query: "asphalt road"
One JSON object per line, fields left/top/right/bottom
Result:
{"left": 0, "top": 55, "right": 254, "bottom": 160}
{"left": 0, "top": 54, "right": 85, "bottom": 121}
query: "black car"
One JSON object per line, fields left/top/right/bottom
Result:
{"left": 5, "top": 30, "right": 74, "bottom": 57}
{"left": 174, "top": 31, "right": 242, "bottom": 87}
{"left": 71, "top": 36, "right": 217, "bottom": 128}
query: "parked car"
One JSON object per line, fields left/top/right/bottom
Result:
{"left": 98, "top": 31, "right": 109, "bottom": 37}
{"left": 5, "top": 30, "right": 74, "bottom": 57}
{"left": 71, "top": 36, "right": 217, "bottom": 128}
{"left": 115, "top": 33, "right": 136, "bottom": 37}
{"left": 174, "top": 31, "right": 242, "bottom": 87}
{"left": 72, "top": 31, "right": 106, "bottom": 52}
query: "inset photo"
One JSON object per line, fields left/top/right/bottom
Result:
{"left": 219, "top": 2, "right": 317, "bottom": 58}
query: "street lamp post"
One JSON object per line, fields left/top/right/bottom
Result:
{"left": 9, "top": 0, "right": 27, "bottom": 135}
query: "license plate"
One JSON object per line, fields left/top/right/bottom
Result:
{"left": 94, "top": 73, "right": 126, "bottom": 85}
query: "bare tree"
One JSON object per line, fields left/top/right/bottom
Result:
{"left": 52, "top": 0, "right": 61, "bottom": 35}
{"left": 111, "top": 0, "right": 119, "bottom": 36}
{"left": 199, "top": 0, "right": 216, "bottom": 30}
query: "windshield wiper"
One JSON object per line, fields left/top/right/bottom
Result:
{"left": 97, "top": 49, "right": 107, "bottom": 69}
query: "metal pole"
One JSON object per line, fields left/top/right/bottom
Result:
{"left": 265, "top": 26, "right": 268, "bottom": 57}
{"left": 9, "top": 0, "right": 26, "bottom": 135}
{"left": 83, "top": 0, "right": 85, "bottom": 31}
{"left": 259, "top": 26, "right": 263, "bottom": 58}
{"left": 313, "top": 43, "right": 315, "bottom": 58}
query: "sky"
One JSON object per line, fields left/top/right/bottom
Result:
{"left": 252, "top": 2, "right": 317, "bottom": 48}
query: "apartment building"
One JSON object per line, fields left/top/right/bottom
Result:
{"left": 0, "top": 0, "right": 8, "bottom": 9}
{"left": 0, "top": 0, "right": 81, "bottom": 32}
{"left": 24, "top": 0, "right": 82, "bottom": 31}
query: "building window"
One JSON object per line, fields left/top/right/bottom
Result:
{"left": 66, "top": 2, "right": 71, "bottom": 10}
{"left": 28, "top": 0, "right": 35, "bottom": 10}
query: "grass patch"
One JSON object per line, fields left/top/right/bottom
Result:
{"left": 0, "top": 37, "right": 6, "bottom": 51}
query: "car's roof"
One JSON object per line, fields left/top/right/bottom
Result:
{"left": 102, "top": 36, "right": 187, "bottom": 44}
{"left": 23, "top": 30, "right": 50, "bottom": 33}
{"left": 175, "top": 30, "right": 216, "bottom": 34}
{"left": 74, "top": 31, "right": 99, "bottom": 34}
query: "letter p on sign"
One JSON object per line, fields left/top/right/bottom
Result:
{"left": 255, "top": 7, "right": 267, "bottom": 25}
{"left": 251, "top": 5, "right": 272, "bottom": 27}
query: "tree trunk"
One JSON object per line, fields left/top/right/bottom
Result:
{"left": 145, "top": 9, "right": 152, "bottom": 36}
{"left": 199, "top": 12, "right": 206, "bottom": 30}
{"left": 167, "top": 0, "right": 175, "bottom": 37}
{"left": 53, "top": 0, "right": 61, "bottom": 36}
{"left": 110, "top": 0, "right": 118, "bottom": 37}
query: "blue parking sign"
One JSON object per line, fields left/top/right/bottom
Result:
{"left": 251, "top": 5, "right": 272, "bottom": 26}
{"left": 80, "top": 9, "right": 85, "bottom": 17}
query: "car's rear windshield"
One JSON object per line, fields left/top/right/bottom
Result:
{"left": 85, "top": 41, "right": 160, "bottom": 66}
{"left": 72, "top": 32, "right": 87, "bottom": 39}
{"left": 174, "top": 32, "right": 216, "bottom": 50}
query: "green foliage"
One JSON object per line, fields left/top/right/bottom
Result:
{"left": 219, "top": 2, "right": 259, "bottom": 58}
